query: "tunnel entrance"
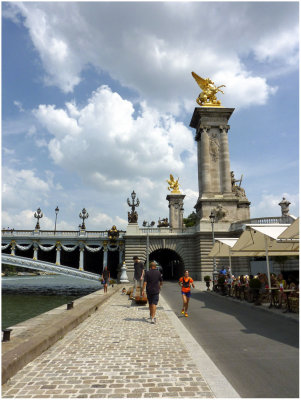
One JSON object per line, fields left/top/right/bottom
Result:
{"left": 149, "top": 249, "right": 184, "bottom": 280}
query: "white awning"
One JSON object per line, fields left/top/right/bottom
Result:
{"left": 277, "top": 218, "right": 299, "bottom": 240}
{"left": 208, "top": 238, "right": 239, "bottom": 257}
{"left": 231, "top": 224, "right": 299, "bottom": 256}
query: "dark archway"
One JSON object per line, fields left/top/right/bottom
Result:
{"left": 108, "top": 250, "right": 119, "bottom": 279}
{"left": 149, "top": 249, "right": 184, "bottom": 280}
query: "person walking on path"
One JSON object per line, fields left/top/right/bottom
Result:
{"left": 142, "top": 261, "right": 163, "bottom": 324}
{"left": 132, "top": 256, "right": 144, "bottom": 298}
{"left": 179, "top": 270, "right": 195, "bottom": 317}
{"left": 102, "top": 266, "right": 110, "bottom": 294}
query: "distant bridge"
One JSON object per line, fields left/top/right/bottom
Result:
{"left": 2, "top": 254, "right": 102, "bottom": 282}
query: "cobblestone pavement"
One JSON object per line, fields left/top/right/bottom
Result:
{"left": 2, "top": 288, "right": 214, "bottom": 398}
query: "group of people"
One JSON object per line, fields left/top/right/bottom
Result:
{"left": 132, "top": 256, "right": 194, "bottom": 324}
{"left": 215, "top": 267, "right": 298, "bottom": 308}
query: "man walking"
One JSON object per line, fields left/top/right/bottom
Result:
{"left": 132, "top": 256, "right": 144, "bottom": 298}
{"left": 142, "top": 261, "right": 163, "bottom": 324}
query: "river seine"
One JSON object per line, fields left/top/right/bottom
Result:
{"left": 2, "top": 275, "right": 102, "bottom": 329}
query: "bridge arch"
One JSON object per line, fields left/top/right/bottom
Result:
{"left": 149, "top": 248, "right": 184, "bottom": 280}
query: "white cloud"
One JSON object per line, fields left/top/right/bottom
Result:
{"left": 250, "top": 192, "right": 299, "bottom": 219}
{"left": 1, "top": 209, "right": 74, "bottom": 231}
{"left": 14, "top": 100, "right": 24, "bottom": 112}
{"left": 33, "top": 85, "right": 196, "bottom": 194}
{"left": 2, "top": 167, "right": 53, "bottom": 211}
{"left": 4, "top": 2, "right": 298, "bottom": 110}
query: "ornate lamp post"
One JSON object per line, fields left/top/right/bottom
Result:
{"left": 127, "top": 190, "right": 140, "bottom": 223}
{"left": 209, "top": 210, "right": 218, "bottom": 287}
{"left": 79, "top": 208, "right": 89, "bottom": 230}
{"left": 34, "top": 207, "right": 43, "bottom": 230}
{"left": 54, "top": 206, "right": 59, "bottom": 234}
{"left": 143, "top": 220, "right": 155, "bottom": 271}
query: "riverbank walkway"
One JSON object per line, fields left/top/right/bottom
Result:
{"left": 2, "top": 284, "right": 239, "bottom": 398}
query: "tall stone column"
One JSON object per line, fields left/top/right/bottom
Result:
{"left": 56, "top": 242, "right": 61, "bottom": 265}
{"left": 103, "top": 241, "right": 108, "bottom": 270}
{"left": 33, "top": 242, "right": 39, "bottom": 260}
{"left": 79, "top": 242, "right": 84, "bottom": 271}
{"left": 219, "top": 125, "right": 232, "bottom": 193}
{"left": 199, "top": 126, "right": 211, "bottom": 194}
{"left": 166, "top": 194, "right": 186, "bottom": 229}
{"left": 190, "top": 107, "right": 249, "bottom": 221}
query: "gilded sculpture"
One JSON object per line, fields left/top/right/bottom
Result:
{"left": 108, "top": 225, "right": 119, "bottom": 242}
{"left": 191, "top": 71, "right": 225, "bottom": 107}
{"left": 167, "top": 174, "right": 181, "bottom": 194}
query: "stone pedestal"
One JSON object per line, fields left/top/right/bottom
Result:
{"left": 166, "top": 194, "right": 185, "bottom": 229}
{"left": 119, "top": 262, "right": 129, "bottom": 283}
{"left": 125, "top": 223, "right": 140, "bottom": 235}
{"left": 190, "top": 107, "right": 250, "bottom": 221}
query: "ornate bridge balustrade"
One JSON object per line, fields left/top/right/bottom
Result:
{"left": 1, "top": 229, "right": 125, "bottom": 275}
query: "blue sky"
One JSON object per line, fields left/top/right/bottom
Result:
{"left": 2, "top": 2, "right": 299, "bottom": 231}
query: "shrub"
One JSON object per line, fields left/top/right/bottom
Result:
{"left": 204, "top": 275, "right": 211, "bottom": 282}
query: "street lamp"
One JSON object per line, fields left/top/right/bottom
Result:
{"left": 54, "top": 206, "right": 59, "bottom": 234}
{"left": 209, "top": 210, "right": 218, "bottom": 287}
{"left": 79, "top": 208, "right": 89, "bottom": 230}
{"left": 143, "top": 220, "right": 155, "bottom": 271}
{"left": 34, "top": 207, "right": 43, "bottom": 230}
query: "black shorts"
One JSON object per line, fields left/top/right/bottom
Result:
{"left": 147, "top": 293, "right": 159, "bottom": 305}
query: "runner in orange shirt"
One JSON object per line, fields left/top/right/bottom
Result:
{"left": 179, "top": 270, "right": 195, "bottom": 317}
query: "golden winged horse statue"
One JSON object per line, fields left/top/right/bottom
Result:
{"left": 191, "top": 72, "right": 225, "bottom": 107}
{"left": 167, "top": 174, "right": 181, "bottom": 194}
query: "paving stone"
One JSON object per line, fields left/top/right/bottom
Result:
{"left": 2, "top": 289, "right": 214, "bottom": 398}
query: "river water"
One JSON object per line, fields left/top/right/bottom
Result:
{"left": 2, "top": 275, "right": 102, "bottom": 329}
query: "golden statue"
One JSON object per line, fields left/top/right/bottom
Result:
{"left": 191, "top": 71, "right": 225, "bottom": 107}
{"left": 167, "top": 174, "right": 181, "bottom": 194}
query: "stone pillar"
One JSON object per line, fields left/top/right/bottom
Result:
{"left": 56, "top": 242, "right": 61, "bottom": 265}
{"left": 79, "top": 242, "right": 84, "bottom": 271}
{"left": 33, "top": 242, "right": 39, "bottom": 260}
{"left": 219, "top": 125, "right": 232, "bottom": 193}
{"left": 10, "top": 241, "right": 16, "bottom": 256}
{"left": 119, "top": 242, "right": 124, "bottom": 265}
{"left": 199, "top": 126, "right": 211, "bottom": 194}
{"left": 166, "top": 194, "right": 186, "bottom": 229}
{"left": 103, "top": 241, "right": 108, "bottom": 271}
{"left": 190, "top": 107, "right": 250, "bottom": 221}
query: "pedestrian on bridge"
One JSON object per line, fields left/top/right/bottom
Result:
{"left": 142, "top": 261, "right": 163, "bottom": 324}
{"left": 179, "top": 270, "right": 195, "bottom": 317}
{"left": 102, "top": 266, "right": 110, "bottom": 293}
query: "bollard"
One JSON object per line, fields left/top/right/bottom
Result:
{"left": 67, "top": 301, "right": 74, "bottom": 310}
{"left": 2, "top": 328, "right": 12, "bottom": 342}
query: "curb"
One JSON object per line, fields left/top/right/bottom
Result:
{"left": 2, "top": 285, "right": 121, "bottom": 384}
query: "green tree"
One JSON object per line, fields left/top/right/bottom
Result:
{"left": 183, "top": 212, "right": 197, "bottom": 227}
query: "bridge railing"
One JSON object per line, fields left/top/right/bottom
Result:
{"left": 1, "top": 230, "right": 126, "bottom": 238}
{"left": 230, "top": 216, "right": 295, "bottom": 232}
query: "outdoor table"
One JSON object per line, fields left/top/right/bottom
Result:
{"left": 268, "top": 287, "right": 279, "bottom": 308}
{"left": 282, "top": 289, "right": 296, "bottom": 313}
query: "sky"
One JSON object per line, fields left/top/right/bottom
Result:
{"left": 2, "top": 1, "right": 299, "bottom": 231}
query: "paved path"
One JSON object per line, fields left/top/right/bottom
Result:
{"left": 2, "top": 286, "right": 238, "bottom": 398}
{"left": 162, "top": 282, "right": 299, "bottom": 398}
